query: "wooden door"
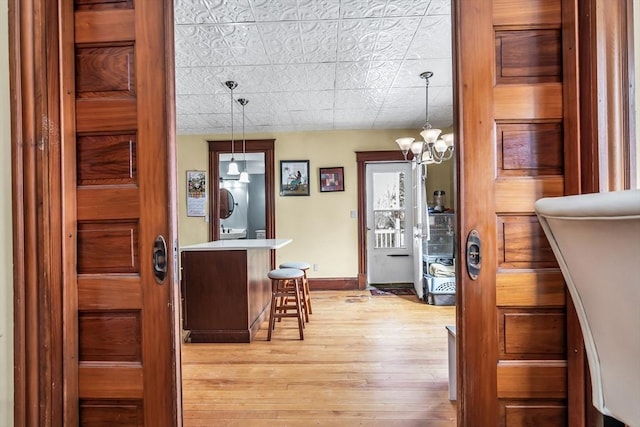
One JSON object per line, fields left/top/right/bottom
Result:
{"left": 455, "top": 0, "right": 580, "bottom": 424}
{"left": 61, "top": 0, "right": 179, "bottom": 425}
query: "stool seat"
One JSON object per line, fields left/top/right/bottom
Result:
{"left": 268, "top": 268, "right": 304, "bottom": 280}
{"left": 279, "top": 261, "right": 311, "bottom": 271}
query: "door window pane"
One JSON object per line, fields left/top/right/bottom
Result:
{"left": 372, "top": 172, "right": 406, "bottom": 249}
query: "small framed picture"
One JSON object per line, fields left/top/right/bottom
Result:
{"left": 280, "top": 160, "right": 310, "bottom": 196}
{"left": 319, "top": 167, "right": 344, "bottom": 192}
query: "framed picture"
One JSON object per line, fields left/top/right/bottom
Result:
{"left": 186, "top": 170, "right": 207, "bottom": 216}
{"left": 319, "top": 167, "right": 344, "bottom": 192}
{"left": 280, "top": 160, "right": 310, "bottom": 196}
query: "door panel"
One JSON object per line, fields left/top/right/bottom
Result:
{"left": 456, "top": 0, "right": 578, "bottom": 424}
{"left": 366, "top": 162, "right": 414, "bottom": 284}
{"left": 61, "top": 0, "right": 178, "bottom": 425}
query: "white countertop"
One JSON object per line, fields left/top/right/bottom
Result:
{"left": 180, "top": 238, "right": 292, "bottom": 251}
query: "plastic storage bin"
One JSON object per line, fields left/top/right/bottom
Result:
{"left": 424, "top": 275, "right": 456, "bottom": 305}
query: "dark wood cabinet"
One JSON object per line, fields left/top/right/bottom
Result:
{"left": 181, "top": 248, "right": 272, "bottom": 343}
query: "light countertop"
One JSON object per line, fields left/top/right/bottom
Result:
{"left": 180, "top": 238, "right": 292, "bottom": 251}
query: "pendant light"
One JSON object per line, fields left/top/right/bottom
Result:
{"left": 237, "top": 98, "right": 250, "bottom": 184}
{"left": 225, "top": 81, "right": 240, "bottom": 176}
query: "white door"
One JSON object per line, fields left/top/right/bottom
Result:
{"left": 412, "top": 162, "right": 426, "bottom": 297}
{"left": 366, "top": 162, "right": 414, "bottom": 284}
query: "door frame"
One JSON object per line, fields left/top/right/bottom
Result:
{"left": 207, "top": 139, "right": 276, "bottom": 242}
{"left": 356, "top": 151, "right": 409, "bottom": 289}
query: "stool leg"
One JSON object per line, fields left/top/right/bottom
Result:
{"left": 303, "top": 270, "right": 312, "bottom": 315}
{"left": 267, "top": 279, "right": 278, "bottom": 341}
{"left": 300, "top": 279, "right": 309, "bottom": 322}
{"left": 293, "top": 278, "right": 304, "bottom": 340}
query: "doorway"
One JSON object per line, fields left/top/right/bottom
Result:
{"left": 365, "top": 161, "right": 414, "bottom": 285}
{"left": 13, "top": 0, "right": 632, "bottom": 424}
{"left": 208, "top": 139, "right": 275, "bottom": 242}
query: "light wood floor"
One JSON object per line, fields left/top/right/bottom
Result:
{"left": 181, "top": 290, "right": 457, "bottom": 426}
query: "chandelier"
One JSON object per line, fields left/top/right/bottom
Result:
{"left": 225, "top": 80, "right": 240, "bottom": 175}
{"left": 396, "top": 71, "right": 454, "bottom": 165}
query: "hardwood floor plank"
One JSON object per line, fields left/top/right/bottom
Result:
{"left": 181, "top": 290, "right": 457, "bottom": 425}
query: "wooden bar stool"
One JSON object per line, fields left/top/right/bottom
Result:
{"left": 267, "top": 268, "right": 305, "bottom": 341}
{"left": 279, "top": 261, "right": 312, "bottom": 321}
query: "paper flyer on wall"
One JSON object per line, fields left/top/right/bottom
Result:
{"left": 186, "top": 170, "right": 207, "bottom": 217}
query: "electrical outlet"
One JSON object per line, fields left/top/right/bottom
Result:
{"left": 313, "top": 263, "right": 319, "bottom": 272}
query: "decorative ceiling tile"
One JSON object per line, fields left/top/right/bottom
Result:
{"left": 258, "top": 22, "right": 305, "bottom": 63}
{"left": 174, "top": 0, "right": 454, "bottom": 134}
{"left": 394, "top": 59, "right": 453, "bottom": 88}
{"left": 250, "top": 0, "right": 340, "bottom": 21}
{"left": 247, "top": 111, "right": 294, "bottom": 126}
{"left": 340, "top": 0, "right": 387, "bottom": 18}
{"left": 426, "top": 0, "right": 452, "bottom": 16}
{"left": 334, "top": 88, "right": 387, "bottom": 109}
{"left": 383, "top": 0, "right": 431, "bottom": 17}
{"left": 299, "top": 21, "right": 339, "bottom": 62}
{"left": 290, "top": 109, "right": 334, "bottom": 124}
{"left": 336, "top": 61, "right": 401, "bottom": 89}
{"left": 175, "top": 0, "right": 255, "bottom": 24}
{"left": 297, "top": 0, "right": 341, "bottom": 20}
{"left": 372, "top": 18, "right": 421, "bottom": 61}
{"left": 337, "top": 19, "right": 382, "bottom": 62}
{"left": 175, "top": 68, "right": 231, "bottom": 94}
{"left": 302, "top": 63, "right": 337, "bottom": 91}
{"left": 238, "top": 92, "right": 292, "bottom": 112}
{"left": 405, "top": 16, "right": 452, "bottom": 60}
{"left": 333, "top": 108, "right": 378, "bottom": 123}
{"left": 250, "top": 0, "right": 299, "bottom": 21}
{"left": 286, "top": 90, "right": 334, "bottom": 110}
{"left": 176, "top": 94, "right": 228, "bottom": 114}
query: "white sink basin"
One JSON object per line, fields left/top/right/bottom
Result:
{"left": 220, "top": 228, "right": 247, "bottom": 240}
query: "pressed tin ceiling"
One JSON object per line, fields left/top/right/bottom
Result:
{"left": 174, "top": 0, "right": 453, "bottom": 135}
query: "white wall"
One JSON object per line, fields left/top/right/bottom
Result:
{"left": 0, "top": 0, "right": 15, "bottom": 424}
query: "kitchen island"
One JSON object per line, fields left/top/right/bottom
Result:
{"left": 180, "top": 239, "right": 292, "bottom": 343}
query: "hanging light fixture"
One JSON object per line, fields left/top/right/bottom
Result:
{"left": 225, "top": 81, "right": 240, "bottom": 175}
{"left": 237, "top": 98, "right": 250, "bottom": 184}
{"left": 396, "top": 71, "right": 454, "bottom": 165}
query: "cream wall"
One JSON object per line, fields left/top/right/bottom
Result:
{"left": 1, "top": 0, "right": 14, "bottom": 424}
{"left": 177, "top": 129, "right": 454, "bottom": 279}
